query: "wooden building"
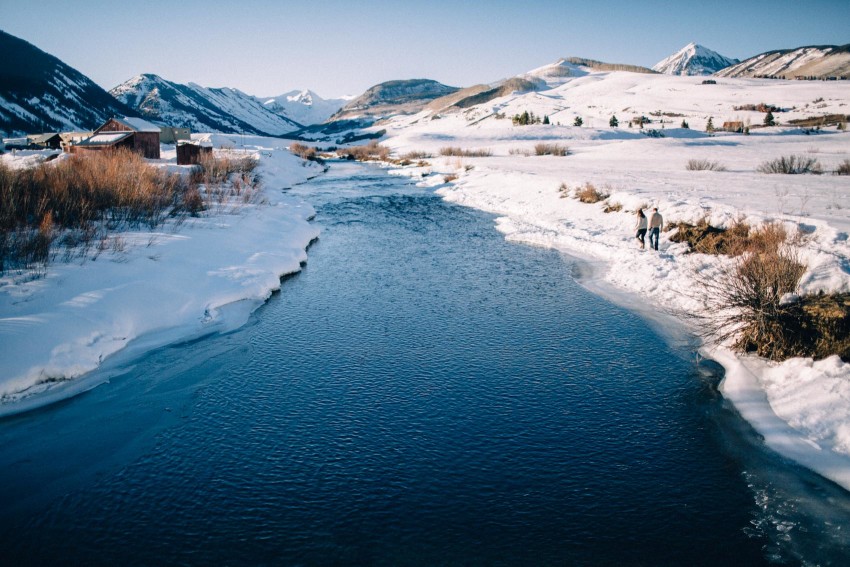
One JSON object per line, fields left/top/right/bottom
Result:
{"left": 30, "top": 133, "right": 62, "bottom": 149}
{"left": 176, "top": 141, "right": 212, "bottom": 165}
{"left": 73, "top": 117, "right": 161, "bottom": 159}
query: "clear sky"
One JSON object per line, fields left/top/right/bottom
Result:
{"left": 2, "top": 0, "right": 848, "bottom": 98}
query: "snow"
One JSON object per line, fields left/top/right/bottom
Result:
{"left": 0, "top": 135, "right": 322, "bottom": 414}
{"left": 114, "top": 116, "right": 162, "bottom": 133}
{"left": 377, "top": 65, "right": 850, "bottom": 490}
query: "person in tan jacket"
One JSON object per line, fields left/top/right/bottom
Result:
{"left": 648, "top": 207, "right": 663, "bottom": 251}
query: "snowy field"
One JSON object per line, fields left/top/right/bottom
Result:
{"left": 376, "top": 65, "right": 850, "bottom": 490}
{"left": 0, "top": 135, "right": 322, "bottom": 413}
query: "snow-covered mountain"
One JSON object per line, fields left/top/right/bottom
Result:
{"left": 653, "top": 43, "right": 738, "bottom": 76}
{"left": 0, "top": 30, "right": 136, "bottom": 136}
{"left": 715, "top": 44, "right": 850, "bottom": 79}
{"left": 258, "top": 89, "right": 349, "bottom": 126}
{"left": 331, "top": 79, "right": 460, "bottom": 121}
{"left": 111, "top": 74, "right": 303, "bottom": 136}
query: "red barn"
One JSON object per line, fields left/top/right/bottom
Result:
{"left": 73, "top": 117, "right": 161, "bottom": 159}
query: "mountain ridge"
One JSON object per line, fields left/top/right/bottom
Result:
{"left": 653, "top": 42, "right": 738, "bottom": 75}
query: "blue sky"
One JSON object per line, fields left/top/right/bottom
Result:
{"left": 3, "top": 0, "right": 848, "bottom": 98}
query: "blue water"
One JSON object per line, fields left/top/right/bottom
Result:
{"left": 1, "top": 162, "right": 849, "bottom": 565}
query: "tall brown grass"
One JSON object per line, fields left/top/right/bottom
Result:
{"left": 575, "top": 182, "right": 608, "bottom": 203}
{"left": 439, "top": 147, "right": 492, "bottom": 157}
{"left": 0, "top": 148, "right": 259, "bottom": 272}
{"left": 534, "top": 143, "right": 569, "bottom": 156}
{"left": 336, "top": 141, "right": 391, "bottom": 162}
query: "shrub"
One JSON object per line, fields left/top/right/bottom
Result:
{"left": 573, "top": 116, "right": 583, "bottom": 127}
{"left": 686, "top": 159, "right": 727, "bottom": 172}
{"left": 669, "top": 219, "right": 788, "bottom": 257}
{"left": 336, "top": 141, "right": 391, "bottom": 162}
{"left": 835, "top": 159, "right": 850, "bottom": 175}
{"left": 439, "top": 147, "right": 492, "bottom": 157}
{"left": 0, "top": 149, "right": 195, "bottom": 272}
{"left": 509, "top": 147, "right": 531, "bottom": 156}
{"left": 443, "top": 174, "right": 458, "bottom": 183}
{"left": 289, "top": 143, "right": 318, "bottom": 161}
{"left": 757, "top": 155, "right": 822, "bottom": 174}
{"left": 400, "top": 150, "right": 432, "bottom": 160}
{"left": 603, "top": 202, "right": 623, "bottom": 213}
{"left": 575, "top": 182, "right": 608, "bottom": 203}
{"left": 533, "top": 143, "right": 569, "bottom": 156}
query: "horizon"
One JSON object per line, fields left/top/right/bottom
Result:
{"left": 2, "top": 0, "right": 849, "bottom": 99}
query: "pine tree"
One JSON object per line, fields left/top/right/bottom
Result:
{"left": 543, "top": 115, "right": 550, "bottom": 125}
{"left": 681, "top": 119, "right": 689, "bottom": 129}
{"left": 574, "top": 116, "right": 583, "bottom": 127}
{"left": 838, "top": 122, "right": 847, "bottom": 131}
{"left": 706, "top": 116, "right": 715, "bottom": 133}
{"left": 609, "top": 115, "right": 618, "bottom": 127}
{"left": 764, "top": 110, "right": 776, "bottom": 127}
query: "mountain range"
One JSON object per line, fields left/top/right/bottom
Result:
{"left": 2, "top": 30, "right": 848, "bottom": 138}
{"left": 0, "top": 29, "right": 136, "bottom": 136}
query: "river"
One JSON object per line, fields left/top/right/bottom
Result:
{"left": 1, "top": 161, "right": 849, "bottom": 565}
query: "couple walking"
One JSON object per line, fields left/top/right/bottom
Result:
{"left": 635, "top": 207, "right": 662, "bottom": 250}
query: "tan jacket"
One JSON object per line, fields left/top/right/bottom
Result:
{"left": 649, "top": 212, "right": 663, "bottom": 230}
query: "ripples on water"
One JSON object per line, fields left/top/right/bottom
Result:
{"left": 0, "top": 163, "right": 848, "bottom": 565}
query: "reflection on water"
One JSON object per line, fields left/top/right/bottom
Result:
{"left": 0, "top": 162, "right": 847, "bottom": 565}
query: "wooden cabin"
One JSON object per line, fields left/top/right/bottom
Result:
{"left": 176, "top": 141, "right": 212, "bottom": 165}
{"left": 30, "top": 133, "right": 62, "bottom": 149}
{"left": 73, "top": 117, "right": 161, "bottom": 159}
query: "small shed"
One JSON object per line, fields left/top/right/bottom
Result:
{"left": 86, "top": 116, "right": 162, "bottom": 159}
{"left": 30, "top": 133, "right": 62, "bottom": 149}
{"left": 160, "top": 126, "right": 191, "bottom": 144}
{"left": 72, "top": 132, "right": 136, "bottom": 154}
{"left": 176, "top": 141, "right": 213, "bottom": 165}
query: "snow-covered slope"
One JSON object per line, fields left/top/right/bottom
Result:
{"left": 111, "top": 74, "right": 303, "bottom": 136}
{"left": 716, "top": 44, "right": 850, "bottom": 79}
{"left": 0, "top": 30, "right": 136, "bottom": 136}
{"left": 331, "top": 79, "right": 460, "bottom": 121}
{"left": 375, "top": 64, "right": 850, "bottom": 491}
{"left": 653, "top": 42, "right": 738, "bottom": 76}
{"left": 259, "top": 89, "right": 349, "bottom": 126}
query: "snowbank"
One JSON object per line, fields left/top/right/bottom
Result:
{"left": 0, "top": 135, "right": 322, "bottom": 412}
{"left": 379, "top": 70, "right": 850, "bottom": 490}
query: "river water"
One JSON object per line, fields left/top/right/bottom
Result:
{"left": 1, "top": 162, "right": 849, "bottom": 565}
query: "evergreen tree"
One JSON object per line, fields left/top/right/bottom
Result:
{"left": 609, "top": 115, "right": 618, "bottom": 127}
{"left": 706, "top": 116, "right": 715, "bottom": 133}
{"left": 681, "top": 119, "right": 689, "bottom": 129}
{"left": 764, "top": 110, "right": 776, "bottom": 127}
{"left": 838, "top": 122, "right": 847, "bottom": 131}
{"left": 543, "top": 115, "right": 550, "bottom": 125}
{"left": 574, "top": 116, "right": 583, "bottom": 127}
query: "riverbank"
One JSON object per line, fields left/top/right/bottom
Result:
{"left": 0, "top": 134, "right": 321, "bottom": 412}
{"left": 380, "top": 115, "right": 850, "bottom": 491}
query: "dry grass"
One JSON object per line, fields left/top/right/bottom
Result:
{"left": 336, "top": 141, "right": 391, "bottom": 162}
{"left": 575, "top": 182, "right": 609, "bottom": 204}
{"left": 757, "top": 155, "right": 822, "bottom": 174}
{"left": 509, "top": 147, "right": 532, "bottom": 156}
{"left": 835, "top": 159, "right": 850, "bottom": 175}
{"left": 603, "top": 202, "right": 623, "bottom": 213}
{"left": 400, "top": 150, "right": 432, "bottom": 160}
{"left": 443, "top": 174, "right": 458, "bottom": 183}
{"left": 439, "top": 147, "right": 492, "bottom": 158}
{"left": 534, "top": 143, "right": 569, "bottom": 156}
{"left": 685, "top": 159, "right": 727, "bottom": 172}
{"left": 289, "top": 143, "right": 319, "bottom": 161}
{"left": 0, "top": 149, "right": 260, "bottom": 273}
{"left": 668, "top": 218, "right": 789, "bottom": 257}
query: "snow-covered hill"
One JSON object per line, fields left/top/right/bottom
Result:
{"left": 653, "top": 42, "right": 738, "bottom": 75}
{"left": 259, "top": 89, "right": 349, "bottom": 126}
{"left": 331, "top": 79, "right": 460, "bottom": 121}
{"left": 716, "top": 44, "right": 850, "bottom": 79}
{"left": 111, "top": 74, "right": 303, "bottom": 136}
{"left": 0, "top": 30, "right": 136, "bottom": 136}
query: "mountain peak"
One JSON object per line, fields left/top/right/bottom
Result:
{"left": 653, "top": 43, "right": 738, "bottom": 75}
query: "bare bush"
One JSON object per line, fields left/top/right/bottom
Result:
{"left": 337, "top": 141, "right": 391, "bottom": 162}
{"left": 757, "top": 155, "right": 823, "bottom": 174}
{"left": 509, "top": 147, "right": 531, "bottom": 156}
{"left": 686, "top": 159, "right": 727, "bottom": 171}
{"left": 1, "top": 149, "right": 259, "bottom": 273}
{"left": 443, "top": 174, "right": 458, "bottom": 183}
{"left": 669, "top": 219, "right": 788, "bottom": 257}
{"left": 400, "top": 150, "right": 432, "bottom": 160}
{"left": 439, "top": 147, "right": 492, "bottom": 158}
{"left": 534, "top": 143, "right": 569, "bottom": 156}
{"left": 603, "top": 202, "right": 623, "bottom": 213}
{"left": 289, "top": 143, "right": 319, "bottom": 161}
{"left": 692, "top": 245, "right": 809, "bottom": 360}
{"left": 575, "top": 183, "right": 608, "bottom": 204}
{"left": 835, "top": 159, "right": 850, "bottom": 175}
